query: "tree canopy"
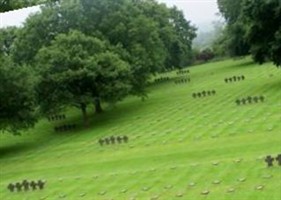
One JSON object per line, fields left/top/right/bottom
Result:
{"left": 242, "top": 0, "right": 281, "bottom": 66}
{"left": 35, "top": 30, "right": 132, "bottom": 124}
{"left": 1, "top": 0, "right": 197, "bottom": 133}
{"left": 216, "top": 0, "right": 281, "bottom": 67}
{"left": 0, "top": 56, "right": 37, "bottom": 134}
{"left": 0, "top": 0, "right": 57, "bottom": 12}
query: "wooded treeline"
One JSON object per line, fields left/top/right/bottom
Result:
{"left": 0, "top": 0, "right": 196, "bottom": 133}
{"left": 214, "top": 0, "right": 281, "bottom": 66}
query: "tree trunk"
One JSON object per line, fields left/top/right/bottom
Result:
{"left": 80, "top": 103, "right": 88, "bottom": 127}
{"left": 94, "top": 98, "right": 103, "bottom": 114}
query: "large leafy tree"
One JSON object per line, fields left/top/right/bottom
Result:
{"left": 242, "top": 0, "right": 281, "bottom": 67}
{"left": 0, "top": 0, "right": 57, "bottom": 12}
{"left": 216, "top": 0, "right": 250, "bottom": 57}
{"left": 0, "top": 26, "right": 19, "bottom": 56}
{"left": 35, "top": 30, "right": 131, "bottom": 124}
{"left": 0, "top": 27, "right": 38, "bottom": 134}
{"left": 0, "top": 55, "right": 37, "bottom": 134}
{"left": 217, "top": 0, "right": 281, "bottom": 67}
{"left": 12, "top": 0, "right": 196, "bottom": 94}
{"left": 217, "top": 0, "right": 244, "bottom": 24}
{"left": 1, "top": 0, "right": 197, "bottom": 133}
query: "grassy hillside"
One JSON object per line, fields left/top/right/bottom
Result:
{"left": 0, "top": 57, "right": 280, "bottom": 200}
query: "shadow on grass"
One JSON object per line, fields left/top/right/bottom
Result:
{"left": 0, "top": 143, "right": 33, "bottom": 159}
{"left": 39, "top": 97, "right": 148, "bottom": 140}
{"left": 228, "top": 60, "right": 256, "bottom": 69}
{"left": 0, "top": 90, "right": 157, "bottom": 158}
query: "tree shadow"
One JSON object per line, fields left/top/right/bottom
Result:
{"left": 0, "top": 143, "right": 33, "bottom": 159}
{"left": 228, "top": 60, "right": 256, "bottom": 69}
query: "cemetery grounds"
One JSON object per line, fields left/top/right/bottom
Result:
{"left": 0, "top": 57, "right": 280, "bottom": 200}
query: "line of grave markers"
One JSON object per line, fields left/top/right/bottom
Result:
{"left": 265, "top": 154, "right": 281, "bottom": 167}
{"left": 98, "top": 135, "right": 129, "bottom": 146}
{"left": 154, "top": 77, "right": 170, "bottom": 83}
{"left": 7, "top": 180, "right": 46, "bottom": 192}
{"left": 235, "top": 96, "right": 265, "bottom": 105}
{"left": 224, "top": 75, "right": 245, "bottom": 83}
{"left": 175, "top": 78, "right": 190, "bottom": 84}
{"left": 192, "top": 90, "right": 216, "bottom": 98}
{"left": 54, "top": 124, "right": 77, "bottom": 132}
{"left": 176, "top": 69, "right": 190, "bottom": 75}
{"left": 47, "top": 114, "right": 66, "bottom": 121}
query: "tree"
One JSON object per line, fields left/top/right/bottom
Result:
{"left": 241, "top": 0, "right": 281, "bottom": 67}
{"left": 0, "top": 0, "right": 57, "bottom": 12}
{"left": 217, "top": 0, "right": 281, "bottom": 67}
{"left": 35, "top": 30, "right": 131, "bottom": 125}
{"left": 11, "top": 2, "right": 82, "bottom": 65}
{"left": 0, "top": 26, "right": 19, "bottom": 56}
{"left": 0, "top": 55, "right": 37, "bottom": 134}
{"left": 12, "top": 0, "right": 196, "bottom": 95}
{"left": 216, "top": 0, "right": 250, "bottom": 57}
{"left": 169, "top": 6, "right": 197, "bottom": 67}
{"left": 217, "top": 0, "right": 244, "bottom": 24}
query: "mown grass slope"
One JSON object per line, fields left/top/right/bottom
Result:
{"left": 0, "top": 57, "right": 280, "bottom": 200}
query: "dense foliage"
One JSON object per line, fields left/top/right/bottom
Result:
{"left": 0, "top": 55, "right": 37, "bottom": 134}
{"left": 0, "top": 0, "right": 196, "bottom": 132}
{"left": 0, "top": 0, "right": 56, "bottom": 12}
{"left": 216, "top": 0, "right": 281, "bottom": 67}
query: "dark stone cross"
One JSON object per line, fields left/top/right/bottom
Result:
{"left": 247, "top": 96, "right": 252, "bottom": 104}
{"left": 253, "top": 96, "right": 259, "bottom": 103}
{"left": 236, "top": 99, "right": 241, "bottom": 105}
{"left": 110, "top": 136, "right": 115, "bottom": 144}
{"left": 241, "top": 98, "right": 247, "bottom": 105}
{"left": 98, "top": 139, "right": 104, "bottom": 146}
{"left": 15, "top": 182, "right": 22, "bottom": 192}
{"left": 123, "top": 136, "right": 129, "bottom": 143}
{"left": 29, "top": 181, "right": 37, "bottom": 190}
{"left": 37, "top": 180, "right": 45, "bottom": 190}
{"left": 7, "top": 183, "right": 15, "bottom": 192}
{"left": 265, "top": 155, "right": 274, "bottom": 167}
{"left": 104, "top": 138, "right": 110, "bottom": 145}
{"left": 22, "top": 180, "right": 29, "bottom": 191}
{"left": 116, "top": 136, "right": 122, "bottom": 144}
{"left": 276, "top": 154, "right": 281, "bottom": 166}
{"left": 202, "top": 91, "right": 206, "bottom": 97}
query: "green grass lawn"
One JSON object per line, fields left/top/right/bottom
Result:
{"left": 0, "top": 57, "right": 280, "bottom": 200}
